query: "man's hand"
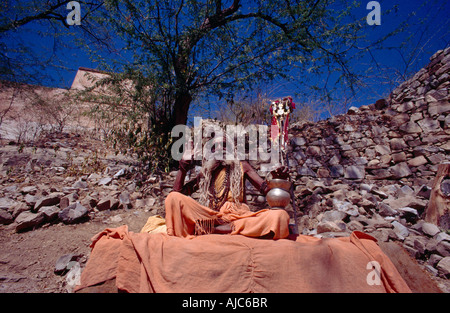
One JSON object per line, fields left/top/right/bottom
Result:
{"left": 179, "top": 140, "right": 194, "bottom": 171}
{"left": 270, "top": 166, "right": 289, "bottom": 179}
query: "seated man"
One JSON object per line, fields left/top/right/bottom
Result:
{"left": 165, "top": 137, "right": 291, "bottom": 239}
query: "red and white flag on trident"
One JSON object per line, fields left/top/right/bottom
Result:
{"left": 269, "top": 96, "right": 296, "bottom": 148}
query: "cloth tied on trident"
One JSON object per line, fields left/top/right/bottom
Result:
{"left": 269, "top": 96, "right": 296, "bottom": 165}
{"left": 268, "top": 96, "right": 299, "bottom": 234}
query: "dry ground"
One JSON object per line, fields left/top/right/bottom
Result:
{"left": 0, "top": 130, "right": 162, "bottom": 293}
{"left": 0, "top": 207, "right": 154, "bottom": 293}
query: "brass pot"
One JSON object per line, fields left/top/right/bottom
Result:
{"left": 266, "top": 179, "right": 292, "bottom": 209}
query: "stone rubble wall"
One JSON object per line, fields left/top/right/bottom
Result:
{"left": 259, "top": 47, "right": 450, "bottom": 281}
{"left": 288, "top": 47, "right": 450, "bottom": 186}
{"left": 240, "top": 47, "right": 449, "bottom": 212}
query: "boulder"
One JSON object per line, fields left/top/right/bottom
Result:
{"left": 34, "top": 193, "right": 64, "bottom": 212}
{"left": 98, "top": 177, "right": 113, "bottom": 186}
{"left": 346, "top": 220, "right": 364, "bottom": 231}
{"left": 435, "top": 232, "right": 450, "bottom": 243}
{"left": 428, "top": 101, "right": 450, "bottom": 116}
{"left": 72, "top": 179, "right": 88, "bottom": 189}
{"left": 0, "top": 197, "right": 18, "bottom": 210}
{"left": 317, "top": 221, "right": 346, "bottom": 234}
{"left": 119, "top": 191, "right": 132, "bottom": 209}
{"left": 399, "top": 121, "right": 422, "bottom": 133}
{"left": 114, "top": 168, "right": 127, "bottom": 178}
{"left": 58, "top": 202, "right": 89, "bottom": 224}
{"left": 321, "top": 210, "right": 347, "bottom": 223}
{"left": 365, "top": 215, "right": 392, "bottom": 229}
{"left": 371, "top": 228, "right": 393, "bottom": 242}
{"left": 390, "top": 113, "right": 410, "bottom": 127}
{"left": 291, "top": 137, "right": 306, "bottom": 146}
{"left": 81, "top": 196, "right": 98, "bottom": 210}
{"left": 305, "top": 146, "right": 321, "bottom": 156}
{"left": 398, "top": 185, "right": 415, "bottom": 197}
{"left": 417, "top": 118, "right": 441, "bottom": 132}
{"left": 59, "top": 196, "right": 70, "bottom": 210}
{"left": 436, "top": 257, "right": 450, "bottom": 278}
{"left": 0, "top": 209, "right": 14, "bottom": 225}
{"left": 329, "top": 165, "right": 344, "bottom": 178}
{"left": 391, "top": 221, "right": 409, "bottom": 238}
{"left": 87, "top": 173, "right": 102, "bottom": 182}
{"left": 11, "top": 202, "right": 29, "bottom": 219}
{"left": 333, "top": 199, "right": 359, "bottom": 217}
{"left": 344, "top": 166, "right": 365, "bottom": 180}
{"left": 397, "top": 207, "right": 419, "bottom": 223}
{"left": 374, "top": 145, "right": 391, "bottom": 155}
{"left": 392, "top": 152, "right": 407, "bottom": 163}
{"left": 377, "top": 203, "right": 397, "bottom": 217}
{"left": 416, "top": 185, "right": 432, "bottom": 199}
{"left": 15, "top": 211, "right": 45, "bottom": 232}
{"left": 20, "top": 186, "right": 38, "bottom": 195}
{"left": 297, "top": 166, "right": 316, "bottom": 177}
{"left": 390, "top": 138, "right": 408, "bottom": 151}
{"left": 359, "top": 198, "right": 376, "bottom": 210}
{"left": 407, "top": 156, "right": 428, "bottom": 167}
{"left": 97, "top": 197, "right": 119, "bottom": 211}
{"left": 404, "top": 236, "right": 428, "bottom": 256}
{"left": 24, "top": 194, "right": 38, "bottom": 208}
{"left": 374, "top": 99, "right": 387, "bottom": 110}
{"left": 135, "top": 198, "right": 156, "bottom": 209}
{"left": 421, "top": 222, "right": 441, "bottom": 237}
{"left": 347, "top": 106, "right": 359, "bottom": 115}
{"left": 38, "top": 205, "right": 60, "bottom": 222}
{"left": 371, "top": 169, "right": 392, "bottom": 180}
{"left": 390, "top": 162, "right": 412, "bottom": 179}
{"left": 54, "top": 253, "right": 83, "bottom": 275}
{"left": 436, "top": 241, "right": 450, "bottom": 257}
{"left": 2, "top": 185, "right": 17, "bottom": 194}
{"left": 371, "top": 188, "right": 389, "bottom": 199}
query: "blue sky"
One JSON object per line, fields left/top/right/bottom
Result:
{"left": 261, "top": 0, "right": 450, "bottom": 114}
{"left": 2, "top": 0, "right": 449, "bottom": 120}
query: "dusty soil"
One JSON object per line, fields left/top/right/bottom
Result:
{"left": 0, "top": 208, "right": 154, "bottom": 293}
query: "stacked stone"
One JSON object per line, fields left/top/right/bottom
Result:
{"left": 288, "top": 47, "right": 450, "bottom": 187}
{"left": 278, "top": 47, "right": 450, "bottom": 279}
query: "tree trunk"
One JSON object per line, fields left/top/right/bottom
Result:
{"left": 172, "top": 92, "right": 192, "bottom": 126}
{"left": 425, "top": 163, "right": 450, "bottom": 230}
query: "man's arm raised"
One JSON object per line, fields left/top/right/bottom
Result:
{"left": 242, "top": 161, "right": 289, "bottom": 195}
{"left": 242, "top": 161, "right": 269, "bottom": 195}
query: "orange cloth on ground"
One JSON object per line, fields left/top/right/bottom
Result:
{"left": 164, "top": 191, "right": 290, "bottom": 239}
{"left": 75, "top": 226, "right": 412, "bottom": 293}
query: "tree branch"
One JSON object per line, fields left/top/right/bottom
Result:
{"left": 0, "top": 1, "right": 105, "bottom": 33}
{"left": 0, "top": 0, "right": 73, "bottom": 32}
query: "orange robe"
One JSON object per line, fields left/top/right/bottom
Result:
{"left": 165, "top": 191, "right": 290, "bottom": 239}
{"left": 166, "top": 164, "right": 290, "bottom": 239}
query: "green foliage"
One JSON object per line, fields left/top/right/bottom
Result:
{"left": 109, "top": 114, "right": 174, "bottom": 173}
{"left": 74, "top": 68, "right": 176, "bottom": 173}
{"left": 65, "top": 150, "right": 106, "bottom": 177}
